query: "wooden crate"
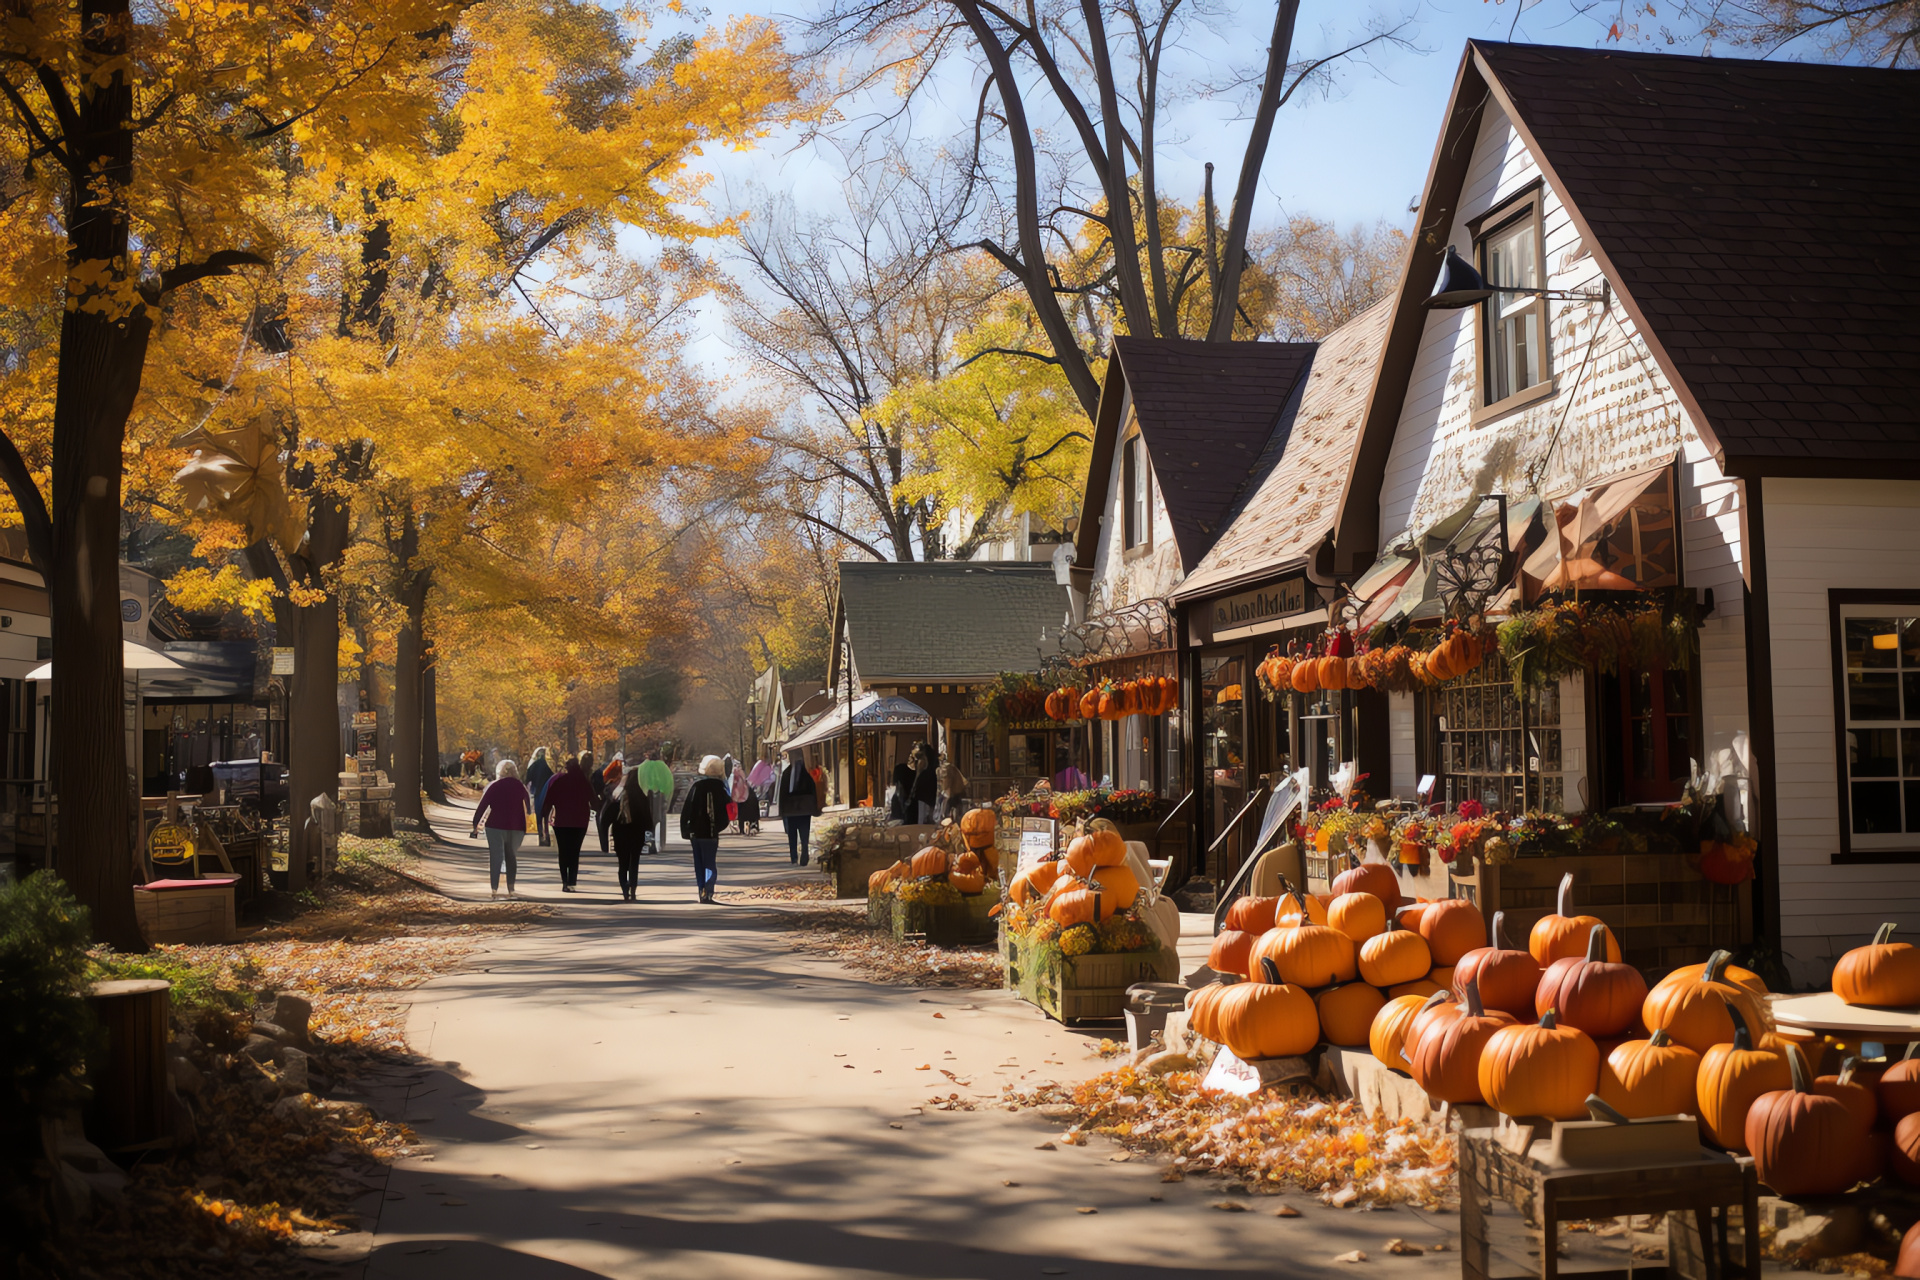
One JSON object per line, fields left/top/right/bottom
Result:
{"left": 1479, "top": 853, "right": 1751, "bottom": 972}
{"left": 892, "top": 893, "right": 996, "bottom": 946}
{"left": 999, "top": 926, "right": 1179, "bottom": 1024}
{"left": 829, "top": 824, "right": 943, "bottom": 899}
{"left": 134, "top": 878, "right": 237, "bottom": 944}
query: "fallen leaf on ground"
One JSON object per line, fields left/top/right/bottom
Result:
{"left": 1334, "top": 1251, "right": 1368, "bottom": 1264}
{"left": 888, "top": 1123, "right": 903, "bottom": 1130}
{"left": 1387, "top": 1239, "right": 1423, "bottom": 1256}
{"left": 1035, "top": 1142, "right": 1055, "bottom": 1151}
{"left": 933, "top": 1012, "right": 945, "bottom": 1018}
{"left": 1212, "top": 1201, "right": 1249, "bottom": 1212}
{"left": 1076, "top": 1207, "right": 1098, "bottom": 1214}
{"left": 1108, "top": 1153, "right": 1131, "bottom": 1163}
{"left": 1274, "top": 1205, "right": 1303, "bottom": 1218}
{"left": 1003, "top": 1180, "right": 1019, "bottom": 1187}
{"left": 915, "top": 1064, "right": 930, "bottom": 1070}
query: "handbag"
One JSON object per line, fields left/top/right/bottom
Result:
{"left": 726, "top": 802, "right": 739, "bottom": 822}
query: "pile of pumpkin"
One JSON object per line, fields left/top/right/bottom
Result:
{"left": 1045, "top": 676, "right": 1179, "bottom": 722}
{"left": 868, "top": 812, "right": 998, "bottom": 901}
{"left": 997, "top": 827, "right": 1153, "bottom": 957}
{"left": 1253, "top": 625, "right": 1492, "bottom": 700}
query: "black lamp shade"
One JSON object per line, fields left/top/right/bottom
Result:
{"left": 1424, "top": 245, "right": 1496, "bottom": 310}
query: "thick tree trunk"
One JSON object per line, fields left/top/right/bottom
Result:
{"left": 390, "top": 511, "right": 430, "bottom": 830}
{"left": 286, "top": 490, "right": 350, "bottom": 888}
{"left": 421, "top": 657, "right": 445, "bottom": 805}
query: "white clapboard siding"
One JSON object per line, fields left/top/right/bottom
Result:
{"left": 1764, "top": 476, "right": 1920, "bottom": 979}
{"left": 1087, "top": 388, "right": 1184, "bottom": 609}
{"left": 1389, "top": 691, "right": 1417, "bottom": 800}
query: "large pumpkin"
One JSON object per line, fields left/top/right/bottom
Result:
{"left": 1418, "top": 898, "right": 1487, "bottom": 967}
{"left": 1878, "top": 1042, "right": 1920, "bottom": 1124}
{"left": 1224, "top": 895, "right": 1282, "bottom": 934}
{"left": 1316, "top": 982, "right": 1386, "bottom": 1047}
{"left": 1328, "top": 892, "right": 1387, "bottom": 944}
{"left": 1406, "top": 987, "right": 1465, "bottom": 1052}
{"left": 1370, "top": 993, "right": 1435, "bottom": 1075}
{"left": 1535, "top": 924, "right": 1649, "bottom": 1038}
{"left": 1451, "top": 911, "right": 1544, "bottom": 1020}
{"left": 1478, "top": 1009, "right": 1600, "bottom": 1120}
{"left": 1596, "top": 1029, "right": 1700, "bottom": 1120}
{"left": 1330, "top": 857, "right": 1401, "bottom": 913}
{"left": 1208, "top": 929, "right": 1257, "bottom": 978}
{"left": 1411, "top": 977, "right": 1516, "bottom": 1105}
{"left": 1895, "top": 1113, "right": 1920, "bottom": 1186}
{"left": 1008, "top": 859, "right": 1060, "bottom": 906}
{"left": 1047, "top": 865, "right": 1139, "bottom": 925}
{"left": 1813, "top": 1056, "right": 1878, "bottom": 1133}
{"left": 1064, "top": 828, "right": 1128, "bottom": 877}
{"left": 1252, "top": 921, "right": 1357, "bottom": 988}
{"left": 910, "top": 845, "right": 948, "bottom": 879}
{"left": 1697, "top": 1005, "right": 1790, "bottom": 1152}
{"left": 1276, "top": 890, "right": 1329, "bottom": 928}
{"left": 1654, "top": 953, "right": 1768, "bottom": 999}
{"left": 1642, "top": 949, "right": 1773, "bottom": 1055}
{"left": 1834, "top": 923, "right": 1920, "bottom": 1008}
{"left": 1358, "top": 922, "right": 1432, "bottom": 988}
{"left": 1208, "top": 978, "right": 1320, "bottom": 1060}
{"left": 959, "top": 807, "right": 997, "bottom": 851}
{"left": 1529, "top": 872, "right": 1621, "bottom": 965}
{"left": 1748, "top": 1044, "right": 1868, "bottom": 1197}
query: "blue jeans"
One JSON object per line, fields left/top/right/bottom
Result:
{"left": 690, "top": 838, "right": 718, "bottom": 896}
{"left": 783, "top": 814, "right": 811, "bottom": 862}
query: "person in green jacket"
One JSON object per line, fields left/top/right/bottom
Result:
{"left": 636, "top": 748, "right": 675, "bottom": 855}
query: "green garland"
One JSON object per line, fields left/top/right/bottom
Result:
{"left": 1496, "top": 596, "right": 1701, "bottom": 693}
{"left": 968, "top": 671, "right": 1054, "bottom": 730}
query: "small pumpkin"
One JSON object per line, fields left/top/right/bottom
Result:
{"left": 1535, "top": 924, "right": 1649, "bottom": 1038}
{"left": 1697, "top": 1004, "right": 1790, "bottom": 1152}
{"left": 1224, "top": 895, "right": 1283, "bottom": 934}
{"left": 1748, "top": 1044, "right": 1868, "bottom": 1196}
{"left": 1276, "top": 888, "right": 1329, "bottom": 928}
{"left": 959, "top": 807, "right": 997, "bottom": 851}
{"left": 1317, "top": 655, "right": 1349, "bottom": 692}
{"left": 1813, "top": 1056, "right": 1878, "bottom": 1133}
{"left": 1369, "top": 992, "right": 1434, "bottom": 1075}
{"left": 1209, "top": 929, "right": 1257, "bottom": 978}
{"left": 1316, "top": 982, "right": 1386, "bottom": 1047}
{"left": 1417, "top": 897, "right": 1487, "bottom": 967}
{"left": 1251, "top": 920, "right": 1358, "bottom": 989}
{"left": 1529, "top": 872, "right": 1621, "bottom": 965}
{"left": 949, "top": 851, "right": 986, "bottom": 894}
{"left": 1079, "top": 688, "right": 1101, "bottom": 719}
{"left": 1410, "top": 977, "right": 1516, "bottom": 1105}
{"left": 1063, "top": 828, "right": 1128, "bottom": 877}
{"left": 1451, "top": 911, "right": 1545, "bottom": 1020}
{"left": 1642, "top": 949, "right": 1773, "bottom": 1055}
{"left": 1330, "top": 857, "right": 1401, "bottom": 913}
{"left": 1290, "top": 657, "right": 1320, "bottom": 693}
{"left": 910, "top": 845, "right": 948, "bottom": 879}
{"left": 1597, "top": 1029, "right": 1700, "bottom": 1120}
{"left": 1479, "top": 1008, "right": 1601, "bottom": 1120}
{"left": 1834, "top": 922, "right": 1920, "bottom": 1008}
{"left": 1358, "top": 921, "right": 1433, "bottom": 988}
{"left": 1345, "top": 655, "right": 1370, "bottom": 689}
{"left": 1328, "top": 891, "right": 1388, "bottom": 944}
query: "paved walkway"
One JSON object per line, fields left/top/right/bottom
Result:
{"left": 345, "top": 801, "right": 1462, "bottom": 1278}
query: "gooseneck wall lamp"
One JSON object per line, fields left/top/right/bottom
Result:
{"left": 1423, "top": 244, "right": 1609, "bottom": 310}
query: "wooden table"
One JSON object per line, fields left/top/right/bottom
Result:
{"left": 1460, "top": 1127, "right": 1759, "bottom": 1280}
{"left": 1771, "top": 991, "right": 1920, "bottom": 1045}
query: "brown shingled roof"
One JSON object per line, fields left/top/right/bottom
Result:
{"left": 1110, "top": 337, "right": 1316, "bottom": 569}
{"left": 1474, "top": 41, "right": 1920, "bottom": 471}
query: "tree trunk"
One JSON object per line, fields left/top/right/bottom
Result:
{"left": 286, "top": 489, "right": 350, "bottom": 888}
{"left": 421, "top": 655, "right": 445, "bottom": 804}
{"left": 51, "top": 0, "right": 148, "bottom": 952}
{"left": 390, "top": 510, "right": 429, "bottom": 830}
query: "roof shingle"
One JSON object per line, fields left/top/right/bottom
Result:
{"left": 839, "top": 561, "right": 1067, "bottom": 680}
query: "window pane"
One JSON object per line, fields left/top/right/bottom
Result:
{"left": 1904, "top": 618, "right": 1920, "bottom": 669}
{"left": 1853, "top": 728, "right": 1900, "bottom": 778}
{"left": 1907, "top": 672, "right": 1920, "bottom": 720}
{"left": 1854, "top": 781, "right": 1902, "bottom": 834}
{"left": 1848, "top": 618, "right": 1902, "bottom": 669}
{"left": 1910, "top": 781, "right": 1920, "bottom": 834}
{"left": 1851, "top": 673, "right": 1901, "bottom": 721}
{"left": 1906, "top": 729, "right": 1920, "bottom": 778}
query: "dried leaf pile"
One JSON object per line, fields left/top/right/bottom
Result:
{"left": 786, "top": 905, "right": 1001, "bottom": 988}
{"left": 719, "top": 881, "right": 835, "bottom": 904}
{"left": 1001, "top": 1067, "right": 1457, "bottom": 1209}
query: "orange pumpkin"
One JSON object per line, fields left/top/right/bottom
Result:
{"left": 1697, "top": 1005, "right": 1790, "bottom": 1152}
{"left": 1224, "top": 894, "right": 1282, "bottom": 934}
{"left": 1813, "top": 1056, "right": 1878, "bottom": 1133}
{"left": 1317, "top": 982, "right": 1386, "bottom": 1047}
{"left": 1417, "top": 898, "right": 1487, "bottom": 967}
{"left": 1747, "top": 1044, "right": 1869, "bottom": 1196}
{"left": 1369, "top": 992, "right": 1434, "bottom": 1075}
{"left": 1536, "top": 924, "right": 1649, "bottom": 1038}
{"left": 1653, "top": 953, "right": 1769, "bottom": 998}
{"left": 1834, "top": 923, "right": 1920, "bottom": 1008}
{"left": 1387, "top": 977, "right": 1447, "bottom": 999}
{"left": 959, "top": 808, "right": 997, "bottom": 851}
{"left": 1452, "top": 910, "right": 1545, "bottom": 1020}
{"left": 1317, "top": 655, "right": 1349, "bottom": 691}
{"left": 1276, "top": 889, "right": 1329, "bottom": 928}
{"left": 1597, "top": 1029, "right": 1700, "bottom": 1120}
{"left": 1330, "top": 857, "right": 1401, "bottom": 913}
{"left": 910, "top": 845, "right": 948, "bottom": 879}
{"left": 1642, "top": 949, "right": 1773, "bottom": 1055}
{"left": 1404, "top": 987, "right": 1462, "bottom": 1050}
{"left": 1429, "top": 964, "right": 1455, "bottom": 991}
{"left": 1411, "top": 977, "right": 1516, "bottom": 1104}
{"left": 1008, "top": 860, "right": 1059, "bottom": 905}
{"left": 1529, "top": 872, "right": 1621, "bottom": 965}
{"left": 1895, "top": 1113, "right": 1920, "bottom": 1186}
{"left": 1079, "top": 688, "right": 1100, "bottom": 719}
{"left": 1358, "top": 922, "right": 1432, "bottom": 988}
{"left": 1479, "top": 1008, "right": 1601, "bottom": 1120}
{"left": 1290, "top": 658, "right": 1319, "bottom": 693}
{"left": 1063, "top": 828, "right": 1128, "bottom": 877}
{"left": 1328, "top": 892, "right": 1387, "bottom": 944}
{"left": 1251, "top": 920, "right": 1357, "bottom": 989}
{"left": 1879, "top": 1042, "right": 1920, "bottom": 1124}
{"left": 1208, "top": 929, "right": 1256, "bottom": 978}
{"left": 1207, "top": 978, "right": 1320, "bottom": 1060}
{"left": 949, "top": 851, "right": 986, "bottom": 894}
{"left": 1899, "top": 1220, "right": 1920, "bottom": 1279}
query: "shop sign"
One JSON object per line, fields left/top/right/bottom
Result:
{"left": 1204, "top": 576, "right": 1308, "bottom": 640}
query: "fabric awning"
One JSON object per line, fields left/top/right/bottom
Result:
{"left": 781, "top": 693, "right": 931, "bottom": 753}
{"left": 26, "top": 641, "right": 185, "bottom": 681}
{"left": 1521, "top": 458, "right": 1678, "bottom": 598}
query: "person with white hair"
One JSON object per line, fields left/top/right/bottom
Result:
{"left": 678, "top": 754, "right": 731, "bottom": 904}
{"left": 471, "top": 758, "right": 533, "bottom": 898}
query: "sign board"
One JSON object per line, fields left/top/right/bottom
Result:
{"left": 1202, "top": 577, "right": 1310, "bottom": 642}
{"left": 271, "top": 647, "right": 295, "bottom": 675}
{"left": 1201, "top": 1046, "right": 1311, "bottom": 1096}
{"left": 1014, "top": 817, "right": 1058, "bottom": 878}
{"left": 148, "top": 820, "right": 195, "bottom": 867}
{"left": 1417, "top": 775, "right": 1437, "bottom": 801}
{"left": 351, "top": 711, "right": 378, "bottom": 728}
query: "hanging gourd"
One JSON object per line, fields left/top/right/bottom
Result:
{"left": 1747, "top": 1044, "right": 1868, "bottom": 1197}
{"left": 1642, "top": 949, "right": 1774, "bottom": 1055}
{"left": 1317, "top": 654, "right": 1350, "bottom": 691}
{"left": 1535, "top": 924, "right": 1650, "bottom": 1038}
{"left": 1370, "top": 992, "right": 1437, "bottom": 1075}
{"left": 1359, "top": 920, "right": 1433, "bottom": 988}
{"left": 1328, "top": 892, "right": 1388, "bottom": 944}
{"left": 1316, "top": 982, "right": 1387, "bottom": 1048}
{"left": 1345, "top": 654, "right": 1371, "bottom": 689}
{"left": 1834, "top": 923, "right": 1920, "bottom": 1007}
{"left": 1079, "top": 688, "right": 1101, "bottom": 720}
{"left": 1411, "top": 977, "right": 1516, "bottom": 1105}
{"left": 1252, "top": 919, "right": 1358, "bottom": 988}
{"left": 1478, "top": 1008, "right": 1601, "bottom": 1120}
{"left": 1417, "top": 898, "right": 1487, "bottom": 968}
{"left": 1529, "top": 873, "right": 1621, "bottom": 964}
{"left": 1596, "top": 1029, "right": 1701, "bottom": 1120}
{"left": 1208, "top": 928, "right": 1257, "bottom": 978}
{"left": 1696, "top": 1004, "right": 1790, "bottom": 1152}
{"left": 1290, "top": 653, "right": 1320, "bottom": 693}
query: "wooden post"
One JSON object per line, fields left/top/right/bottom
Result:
{"left": 85, "top": 978, "right": 171, "bottom": 1151}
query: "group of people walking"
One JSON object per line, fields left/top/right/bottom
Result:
{"left": 467, "top": 746, "right": 820, "bottom": 903}
{"left": 886, "top": 741, "right": 968, "bottom": 825}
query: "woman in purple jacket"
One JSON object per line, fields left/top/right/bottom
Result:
{"left": 471, "top": 759, "right": 532, "bottom": 899}
{"left": 540, "top": 755, "right": 595, "bottom": 892}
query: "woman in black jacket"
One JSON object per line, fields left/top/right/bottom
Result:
{"left": 678, "top": 754, "right": 730, "bottom": 904}
{"left": 777, "top": 748, "right": 818, "bottom": 865}
{"left": 605, "top": 769, "right": 653, "bottom": 901}
{"left": 909, "top": 742, "right": 939, "bottom": 824}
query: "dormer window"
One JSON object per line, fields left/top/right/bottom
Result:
{"left": 1476, "top": 195, "right": 1550, "bottom": 410}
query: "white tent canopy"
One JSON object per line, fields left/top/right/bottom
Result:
{"left": 26, "top": 642, "right": 185, "bottom": 681}
{"left": 781, "top": 693, "right": 931, "bottom": 754}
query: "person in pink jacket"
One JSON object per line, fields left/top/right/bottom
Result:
{"left": 471, "top": 759, "right": 532, "bottom": 899}
{"left": 539, "top": 755, "right": 595, "bottom": 892}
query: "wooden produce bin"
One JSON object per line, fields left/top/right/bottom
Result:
{"left": 1471, "top": 853, "right": 1750, "bottom": 972}
{"left": 828, "top": 823, "right": 943, "bottom": 899}
{"left": 892, "top": 893, "right": 996, "bottom": 946}
{"left": 1000, "top": 925, "right": 1179, "bottom": 1024}
{"left": 134, "top": 877, "right": 238, "bottom": 944}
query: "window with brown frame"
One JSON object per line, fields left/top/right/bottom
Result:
{"left": 1122, "top": 433, "right": 1150, "bottom": 550}
{"left": 1476, "top": 198, "right": 1550, "bottom": 410}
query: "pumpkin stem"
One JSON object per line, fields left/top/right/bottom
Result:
{"left": 1557, "top": 872, "right": 1574, "bottom": 917}
{"left": 1492, "top": 910, "right": 1507, "bottom": 951}
{"left": 1726, "top": 1002, "right": 1752, "bottom": 1051}
{"left": 1463, "top": 975, "right": 1485, "bottom": 1018}
{"left": 1648, "top": 1028, "right": 1671, "bottom": 1048}
{"left": 1585, "top": 923, "right": 1609, "bottom": 963}
{"left": 1419, "top": 990, "right": 1449, "bottom": 1014}
{"left": 1838, "top": 1057, "right": 1858, "bottom": 1086}
{"left": 1787, "top": 1043, "right": 1811, "bottom": 1092}
{"left": 1703, "top": 949, "right": 1732, "bottom": 984}
{"left": 1875, "top": 922, "right": 1900, "bottom": 946}
{"left": 1284, "top": 890, "right": 1309, "bottom": 922}
{"left": 1586, "top": 1095, "right": 1631, "bottom": 1125}
{"left": 1904, "top": 1040, "right": 1919, "bottom": 1063}
{"left": 1540, "top": 1008, "right": 1559, "bottom": 1030}
{"left": 1259, "top": 955, "right": 1283, "bottom": 985}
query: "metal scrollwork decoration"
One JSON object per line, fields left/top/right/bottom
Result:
{"left": 1434, "top": 538, "right": 1505, "bottom": 621}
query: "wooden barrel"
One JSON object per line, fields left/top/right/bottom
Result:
{"left": 85, "top": 978, "right": 172, "bottom": 1152}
